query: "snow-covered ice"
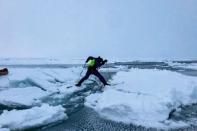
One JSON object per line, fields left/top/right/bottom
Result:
{"left": 85, "top": 69, "right": 197, "bottom": 129}
{"left": 167, "top": 61, "right": 197, "bottom": 70}
{"left": 1, "top": 60, "right": 197, "bottom": 130}
{"left": 0, "top": 67, "right": 84, "bottom": 107}
{"left": 0, "top": 77, "right": 9, "bottom": 89}
{"left": 7, "top": 67, "right": 81, "bottom": 92}
{"left": 0, "top": 66, "right": 84, "bottom": 130}
{"left": 0, "top": 128, "right": 10, "bottom": 131}
{"left": 0, "top": 87, "right": 49, "bottom": 107}
{"left": 0, "top": 104, "right": 67, "bottom": 130}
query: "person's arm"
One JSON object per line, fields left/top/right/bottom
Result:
{"left": 102, "top": 59, "right": 108, "bottom": 65}
{"left": 99, "top": 59, "right": 108, "bottom": 66}
{"left": 95, "top": 58, "right": 107, "bottom": 69}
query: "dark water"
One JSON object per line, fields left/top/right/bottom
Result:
{"left": 2, "top": 61, "right": 197, "bottom": 131}
{"left": 38, "top": 107, "right": 159, "bottom": 131}
{"left": 37, "top": 107, "right": 197, "bottom": 131}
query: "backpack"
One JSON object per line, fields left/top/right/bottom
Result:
{"left": 87, "top": 59, "right": 96, "bottom": 67}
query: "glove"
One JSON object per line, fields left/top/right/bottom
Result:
{"left": 104, "top": 59, "right": 108, "bottom": 63}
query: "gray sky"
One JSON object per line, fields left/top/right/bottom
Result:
{"left": 0, "top": 0, "right": 197, "bottom": 60}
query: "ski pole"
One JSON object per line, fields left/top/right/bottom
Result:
{"left": 79, "top": 63, "right": 86, "bottom": 77}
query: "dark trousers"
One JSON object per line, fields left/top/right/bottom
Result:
{"left": 77, "top": 69, "right": 107, "bottom": 85}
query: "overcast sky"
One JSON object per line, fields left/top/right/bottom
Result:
{"left": 0, "top": 0, "right": 196, "bottom": 60}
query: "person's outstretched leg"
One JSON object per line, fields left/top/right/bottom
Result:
{"left": 76, "top": 70, "right": 91, "bottom": 86}
{"left": 93, "top": 70, "right": 109, "bottom": 86}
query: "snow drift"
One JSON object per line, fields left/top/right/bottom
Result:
{"left": 0, "top": 67, "right": 83, "bottom": 130}
{"left": 0, "top": 87, "right": 49, "bottom": 108}
{"left": 167, "top": 61, "right": 197, "bottom": 70}
{"left": 85, "top": 69, "right": 197, "bottom": 129}
{"left": 0, "top": 104, "right": 67, "bottom": 130}
{"left": 0, "top": 67, "right": 83, "bottom": 107}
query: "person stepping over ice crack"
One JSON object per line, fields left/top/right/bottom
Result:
{"left": 76, "top": 56, "right": 110, "bottom": 87}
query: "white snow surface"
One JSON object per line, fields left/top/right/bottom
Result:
{"left": 0, "top": 66, "right": 83, "bottom": 130}
{"left": 2, "top": 67, "right": 82, "bottom": 91}
{"left": 0, "top": 67, "right": 84, "bottom": 107}
{"left": 0, "top": 104, "right": 67, "bottom": 130}
{"left": 0, "top": 77, "right": 9, "bottom": 89}
{"left": 7, "top": 67, "right": 80, "bottom": 92}
{"left": 0, "top": 87, "right": 49, "bottom": 107}
{"left": 85, "top": 69, "right": 197, "bottom": 129}
{"left": 167, "top": 62, "right": 197, "bottom": 70}
{"left": 0, "top": 128, "right": 10, "bottom": 131}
